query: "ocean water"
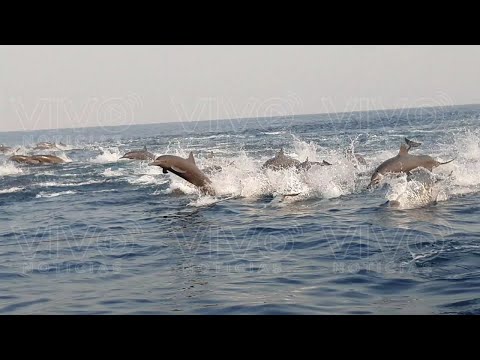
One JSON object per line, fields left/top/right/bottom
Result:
{"left": 1, "top": 104, "right": 480, "bottom": 314}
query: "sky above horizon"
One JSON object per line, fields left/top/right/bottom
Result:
{"left": 1, "top": 45, "right": 480, "bottom": 132}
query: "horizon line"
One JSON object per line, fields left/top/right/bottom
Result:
{"left": 0, "top": 101, "right": 478, "bottom": 135}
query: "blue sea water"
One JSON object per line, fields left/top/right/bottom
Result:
{"left": 1, "top": 104, "right": 480, "bottom": 314}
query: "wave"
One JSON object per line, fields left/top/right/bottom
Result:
{"left": 36, "top": 190, "right": 77, "bottom": 198}
{"left": 0, "top": 187, "right": 24, "bottom": 194}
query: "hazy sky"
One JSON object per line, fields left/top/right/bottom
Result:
{"left": 1, "top": 45, "right": 480, "bottom": 132}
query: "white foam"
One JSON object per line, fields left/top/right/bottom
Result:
{"left": 128, "top": 175, "right": 161, "bottom": 186}
{"left": 89, "top": 147, "right": 122, "bottom": 164}
{"left": 159, "top": 143, "right": 360, "bottom": 201}
{"left": 36, "top": 190, "right": 77, "bottom": 198}
{"left": 102, "top": 168, "right": 125, "bottom": 177}
{"left": 0, "top": 187, "right": 24, "bottom": 194}
{"left": 37, "top": 180, "right": 103, "bottom": 188}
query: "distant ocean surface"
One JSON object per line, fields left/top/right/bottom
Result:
{"left": 1, "top": 104, "right": 480, "bottom": 314}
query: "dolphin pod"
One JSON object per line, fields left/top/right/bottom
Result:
{"left": 367, "top": 137, "right": 455, "bottom": 189}
{"left": 262, "top": 148, "right": 331, "bottom": 171}
{"left": 150, "top": 152, "right": 216, "bottom": 196}
{"left": 121, "top": 146, "right": 156, "bottom": 161}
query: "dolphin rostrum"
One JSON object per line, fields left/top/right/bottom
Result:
{"left": 368, "top": 140, "right": 455, "bottom": 188}
{"left": 150, "top": 152, "right": 215, "bottom": 195}
{"left": 121, "top": 146, "right": 156, "bottom": 161}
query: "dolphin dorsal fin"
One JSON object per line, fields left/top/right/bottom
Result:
{"left": 143, "top": 145, "right": 147, "bottom": 151}
{"left": 187, "top": 151, "right": 196, "bottom": 165}
{"left": 399, "top": 143, "right": 409, "bottom": 156}
{"left": 277, "top": 148, "right": 284, "bottom": 157}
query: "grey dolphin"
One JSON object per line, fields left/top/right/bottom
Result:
{"left": 0, "top": 145, "right": 13, "bottom": 154}
{"left": 9, "top": 155, "right": 33, "bottom": 164}
{"left": 30, "top": 155, "right": 66, "bottom": 164}
{"left": 9, "top": 154, "right": 65, "bottom": 165}
{"left": 121, "top": 146, "right": 156, "bottom": 161}
{"left": 368, "top": 141, "right": 455, "bottom": 188}
{"left": 296, "top": 158, "right": 332, "bottom": 171}
{"left": 344, "top": 148, "right": 367, "bottom": 166}
{"left": 261, "top": 148, "right": 301, "bottom": 170}
{"left": 34, "top": 142, "right": 59, "bottom": 150}
{"left": 150, "top": 152, "right": 215, "bottom": 196}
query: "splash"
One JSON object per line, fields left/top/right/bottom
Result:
{"left": 383, "top": 170, "right": 448, "bottom": 209}
{"left": 89, "top": 147, "right": 122, "bottom": 164}
{"left": 0, "top": 161, "right": 23, "bottom": 176}
{"left": 159, "top": 139, "right": 361, "bottom": 202}
{"left": 102, "top": 168, "right": 125, "bottom": 177}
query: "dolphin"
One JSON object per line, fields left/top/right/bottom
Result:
{"left": 344, "top": 148, "right": 367, "bottom": 166}
{"left": 34, "top": 142, "right": 59, "bottom": 150}
{"left": 367, "top": 140, "right": 455, "bottom": 188}
{"left": 9, "top": 154, "right": 65, "bottom": 165}
{"left": 121, "top": 146, "right": 156, "bottom": 161}
{"left": 296, "top": 158, "right": 332, "bottom": 171}
{"left": 0, "top": 145, "right": 13, "bottom": 154}
{"left": 261, "top": 148, "right": 301, "bottom": 170}
{"left": 202, "top": 165, "right": 224, "bottom": 175}
{"left": 30, "top": 155, "right": 66, "bottom": 164}
{"left": 150, "top": 152, "right": 215, "bottom": 195}
{"left": 9, "top": 155, "right": 33, "bottom": 164}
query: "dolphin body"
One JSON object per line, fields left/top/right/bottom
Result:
{"left": 121, "top": 146, "right": 156, "bottom": 161}
{"left": 368, "top": 138, "right": 454, "bottom": 188}
{"left": 150, "top": 152, "right": 215, "bottom": 195}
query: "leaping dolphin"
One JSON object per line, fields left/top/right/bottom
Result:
{"left": 121, "top": 146, "right": 156, "bottom": 161}
{"left": 150, "top": 152, "right": 215, "bottom": 196}
{"left": 296, "top": 158, "right": 332, "bottom": 171}
{"left": 262, "top": 148, "right": 331, "bottom": 171}
{"left": 262, "top": 148, "right": 301, "bottom": 170}
{"left": 367, "top": 139, "right": 454, "bottom": 189}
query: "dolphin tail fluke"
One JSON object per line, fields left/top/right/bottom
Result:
{"left": 405, "top": 137, "right": 422, "bottom": 148}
